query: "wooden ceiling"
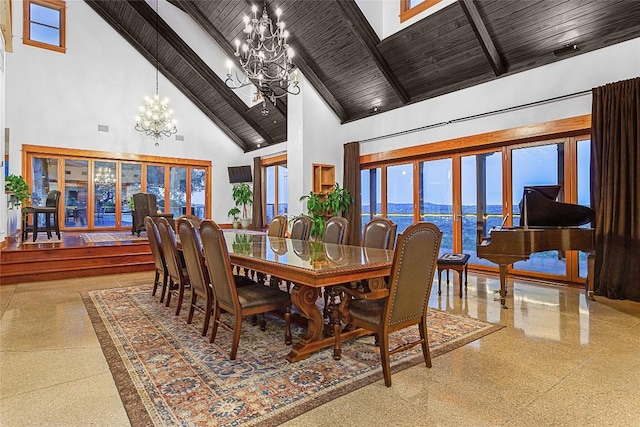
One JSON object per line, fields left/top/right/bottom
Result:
{"left": 86, "top": 0, "right": 640, "bottom": 152}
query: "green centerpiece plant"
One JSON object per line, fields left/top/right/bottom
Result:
{"left": 299, "top": 183, "right": 352, "bottom": 240}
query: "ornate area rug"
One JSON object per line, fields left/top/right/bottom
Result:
{"left": 83, "top": 285, "right": 502, "bottom": 427}
{"left": 80, "top": 232, "right": 147, "bottom": 243}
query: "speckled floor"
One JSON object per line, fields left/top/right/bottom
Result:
{"left": 1, "top": 272, "right": 639, "bottom": 426}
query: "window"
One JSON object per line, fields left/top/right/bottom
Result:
{"left": 262, "top": 154, "right": 287, "bottom": 226}
{"left": 400, "top": 0, "right": 442, "bottom": 23}
{"left": 23, "top": 0, "right": 66, "bottom": 53}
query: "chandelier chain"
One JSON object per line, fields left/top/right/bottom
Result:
{"left": 135, "top": 0, "right": 178, "bottom": 142}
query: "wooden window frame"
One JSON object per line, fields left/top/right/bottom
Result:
{"left": 23, "top": 0, "right": 66, "bottom": 54}
{"left": 400, "top": 0, "right": 443, "bottom": 23}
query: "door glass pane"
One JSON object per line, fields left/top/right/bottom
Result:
{"left": 121, "top": 163, "right": 141, "bottom": 228}
{"left": 419, "top": 158, "right": 452, "bottom": 255}
{"left": 146, "top": 165, "right": 165, "bottom": 212}
{"left": 169, "top": 167, "right": 187, "bottom": 217}
{"left": 511, "top": 143, "right": 565, "bottom": 275}
{"left": 278, "top": 165, "right": 288, "bottom": 216}
{"left": 31, "top": 157, "right": 58, "bottom": 206}
{"left": 576, "top": 139, "right": 591, "bottom": 278}
{"left": 265, "top": 166, "right": 275, "bottom": 224}
{"left": 64, "top": 160, "right": 88, "bottom": 229}
{"left": 387, "top": 164, "right": 413, "bottom": 234}
{"left": 461, "top": 152, "right": 502, "bottom": 266}
{"left": 94, "top": 161, "right": 116, "bottom": 228}
{"left": 360, "top": 168, "right": 382, "bottom": 233}
{"left": 190, "top": 168, "right": 206, "bottom": 218}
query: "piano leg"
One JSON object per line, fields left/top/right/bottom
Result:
{"left": 496, "top": 264, "right": 509, "bottom": 309}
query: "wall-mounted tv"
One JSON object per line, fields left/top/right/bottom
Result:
{"left": 228, "top": 165, "right": 252, "bottom": 183}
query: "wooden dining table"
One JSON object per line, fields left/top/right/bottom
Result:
{"left": 223, "top": 231, "right": 394, "bottom": 362}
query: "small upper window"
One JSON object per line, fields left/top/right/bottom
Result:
{"left": 400, "top": 0, "right": 442, "bottom": 23}
{"left": 23, "top": 0, "right": 66, "bottom": 53}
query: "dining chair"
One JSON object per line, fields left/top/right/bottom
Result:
{"left": 156, "top": 216, "right": 190, "bottom": 316}
{"left": 332, "top": 222, "right": 442, "bottom": 387}
{"left": 199, "top": 219, "right": 292, "bottom": 360}
{"left": 321, "top": 216, "right": 349, "bottom": 314}
{"left": 267, "top": 215, "right": 287, "bottom": 237}
{"left": 177, "top": 218, "right": 213, "bottom": 336}
{"left": 289, "top": 215, "right": 312, "bottom": 240}
{"left": 145, "top": 216, "right": 169, "bottom": 303}
{"left": 323, "top": 216, "right": 349, "bottom": 245}
{"left": 176, "top": 214, "right": 202, "bottom": 229}
{"left": 361, "top": 217, "right": 397, "bottom": 250}
{"left": 22, "top": 190, "right": 61, "bottom": 242}
{"left": 281, "top": 215, "right": 312, "bottom": 292}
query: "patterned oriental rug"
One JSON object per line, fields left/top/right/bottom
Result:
{"left": 83, "top": 285, "right": 503, "bottom": 427}
{"left": 80, "top": 232, "right": 148, "bottom": 243}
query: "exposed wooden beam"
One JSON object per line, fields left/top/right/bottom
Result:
{"left": 173, "top": 0, "right": 288, "bottom": 119}
{"left": 459, "top": 0, "right": 505, "bottom": 76}
{"left": 84, "top": 0, "right": 249, "bottom": 151}
{"left": 127, "top": 0, "right": 276, "bottom": 147}
{"left": 259, "top": 0, "right": 349, "bottom": 122}
{"left": 334, "top": 0, "right": 410, "bottom": 105}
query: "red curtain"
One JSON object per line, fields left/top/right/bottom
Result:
{"left": 591, "top": 77, "right": 640, "bottom": 301}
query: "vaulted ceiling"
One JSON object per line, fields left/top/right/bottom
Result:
{"left": 85, "top": 0, "right": 640, "bottom": 152}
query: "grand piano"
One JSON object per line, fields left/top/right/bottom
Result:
{"left": 477, "top": 185, "right": 595, "bottom": 308}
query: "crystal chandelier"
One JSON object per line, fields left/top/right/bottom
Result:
{"left": 135, "top": 0, "right": 177, "bottom": 143}
{"left": 225, "top": 2, "right": 300, "bottom": 116}
{"left": 94, "top": 167, "right": 116, "bottom": 186}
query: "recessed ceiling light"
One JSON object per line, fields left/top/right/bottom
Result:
{"left": 553, "top": 44, "right": 579, "bottom": 56}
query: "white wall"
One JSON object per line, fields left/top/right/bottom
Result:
{"left": 286, "top": 73, "right": 342, "bottom": 217}
{"left": 5, "top": 0, "right": 247, "bottom": 223}
{"left": 342, "top": 38, "right": 640, "bottom": 156}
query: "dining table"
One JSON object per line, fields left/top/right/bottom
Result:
{"left": 223, "top": 231, "right": 394, "bottom": 362}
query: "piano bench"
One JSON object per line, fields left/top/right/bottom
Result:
{"left": 437, "top": 253, "right": 470, "bottom": 298}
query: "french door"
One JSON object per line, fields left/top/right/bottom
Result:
{"left": 360, "top": 134, "right": 591, "bottom": 284}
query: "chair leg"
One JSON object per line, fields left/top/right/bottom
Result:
{"left": 284, "top": 307, "right": 292, "bottom": 345}
{"left": 165, "top": 279, "right": 174, "bottom": 307}
{"left": 159, "top": 272, "right": 169, "bottom": 303}
{"left": 333, "top": 312, "right": 342, "bottom": 360}
{"left": 437, "top": 268, "right": 442, "bottom": 295}
{"left": 152, "top": 271, "right": 160, "bottom": 296}
{"left": 187, "top": 293, "right": 197, "bottom": 324}
{"left": 419, "top": 315, "right": 432, "bottom": 368}
{"left": 175, "top": 282, "right": 185, "bottom": 316}
{"left": 202, "top": 298, "right": 212, "bottom": 337}
{"left": 209, "top": 303, "right": 221, "bottom": 343}
{"left": 259, "top": 313, "right": 266, "bottom": 331}
{"left": 229, "top": 314, "right": 243, "bottom": 360}
{"left": 379, "top": 333, "right": 392, "bottom": 387}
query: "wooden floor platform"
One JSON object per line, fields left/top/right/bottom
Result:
{"left": 0, "top": 232, "right": 154, "bottom": 285}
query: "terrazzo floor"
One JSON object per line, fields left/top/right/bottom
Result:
{"left": 1, "top": 271, "right": 639, "bottom": 426}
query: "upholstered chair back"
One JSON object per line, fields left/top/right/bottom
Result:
{"left": 323, "top": 216, "right": 349, "bottom": 245}
{"left": 290, "top": 215, "right": 312, "bottom": 240}
{"left": 385, "top": 222, "right": 442, "bottom": 327}
{"left": 362, "top": 217, "right": 397, "bottom": 250}
{"left": 177, "top": 218, "right": 210, "bottom": 300}
{"left": 268, "top": 215, "right": 287, "bottom": 237}
{"left": 199, "top": 220, "right": 238, "bottom": 312}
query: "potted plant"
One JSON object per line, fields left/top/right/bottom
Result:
{"left": 5, "top": 174, "right": 31, "bottom": 208}
{"left": 227, "top": 207, "right": 241, "bottom": 229}
{"left": 232, "top": 182, "right": 253, "bottom": 229}
{"left": 299, "top": 183, "right": 352, "bottom": 240}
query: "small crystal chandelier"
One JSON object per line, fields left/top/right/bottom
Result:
{"left": 135, "top": 0, "right": 177, "bottom": 143}
{"left": 225, "top": 2, "right": 300, "bottom": 116}
{"left": 94, "top": 167, "right": 116, "bottom": 186}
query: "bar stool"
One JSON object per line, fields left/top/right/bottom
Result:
{"left": 21, "top": 190, "right": 61, "bottom": 242}
{"left": 437, "top": 253, "right": 470, "bottom": 298}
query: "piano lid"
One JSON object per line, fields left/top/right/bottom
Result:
{"left": 519, "top": 185, "right": 595, "bottom": 228}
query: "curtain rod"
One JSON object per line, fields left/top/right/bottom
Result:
{"left": 359, "top": 89, "right": 591, "bottom": 144}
